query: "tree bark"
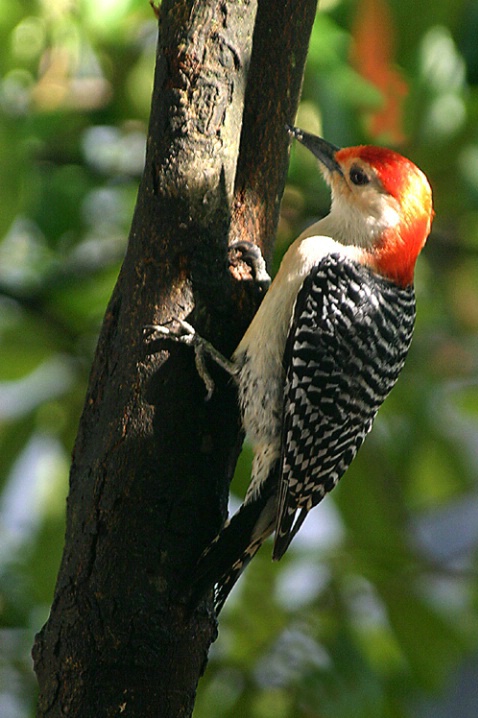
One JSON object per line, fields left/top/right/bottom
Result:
{"left": 33, "top": 1, "right": 318, "bottom": 716}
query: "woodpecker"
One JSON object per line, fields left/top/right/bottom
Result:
{"left": 151, "top": 126, "right": 433, "bottom": 612}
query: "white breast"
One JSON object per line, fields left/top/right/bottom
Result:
{"left": 234, "top": 233, "right": 364, "bottom": 448}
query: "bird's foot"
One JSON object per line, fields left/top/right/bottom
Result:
{"left": 146, "top": 319, "right": 238, "bottom": 400}
{"left": 228, "top": 241, "right": 271, "bottom": 291}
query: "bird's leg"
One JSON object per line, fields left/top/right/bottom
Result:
{"left": 148, "top": 243, "right": 269, "bottom": 400}
{"left": 146, "top": 319, "right": 239, "bottom": 400}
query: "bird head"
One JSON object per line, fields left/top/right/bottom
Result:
{"left": 288, "top": 126, "right": 434, "bottom": 287}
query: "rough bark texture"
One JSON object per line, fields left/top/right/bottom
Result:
{"left": 33, "top": 1, "right": 318, "bottom": 716}
{"left": 230, "top": 0, "right": 319, "bottom": 259}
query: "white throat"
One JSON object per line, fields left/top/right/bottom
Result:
{"left": 299, "top": 191, "right": 401, "bottom": 249}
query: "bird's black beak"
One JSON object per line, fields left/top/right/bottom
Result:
{"left": 287, "top": 125, "right": 343, "bottom": 177}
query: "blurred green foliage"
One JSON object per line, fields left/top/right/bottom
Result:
{"left": 1, "top": 1, "right": 478, "bottom": 716}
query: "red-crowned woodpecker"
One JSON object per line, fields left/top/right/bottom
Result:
{"left": 151, "top": 127, "right": 434, "bottom": 612}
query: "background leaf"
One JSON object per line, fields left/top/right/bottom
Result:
{"left": 2, "top": 1, "right": 478, "bottom": 716}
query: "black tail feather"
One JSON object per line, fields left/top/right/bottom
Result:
{"left": 272, "top": 506, "right": 309, "bottom": 561}
{"left": 213, "top": 537, "right": 264, "bottom": 613}
{"left": 189, "top": 482, "right": 276, "bottom": 613}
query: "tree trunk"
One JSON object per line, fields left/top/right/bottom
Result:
{"left": 32, "top": 1, "right": 318, "bottom": 716}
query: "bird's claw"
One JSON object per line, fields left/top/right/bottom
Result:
{"left": 145, "top": 319, "right": 197, "bottom": 345}
{"left": 228, "top": 241, "right": 271, "bottom": 290}
{"left": 146, "top": 319, "right": 216, "bottom": 400}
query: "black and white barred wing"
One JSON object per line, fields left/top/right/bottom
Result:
{"left": 273, "top": 254, "right": 416, "bottom": 560}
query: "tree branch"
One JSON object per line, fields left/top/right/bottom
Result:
{"left": 230, "top": 0, "right": 318, "bottom": 260}
{"left": 33, "top": 1, "right": 318, "bottom": 716}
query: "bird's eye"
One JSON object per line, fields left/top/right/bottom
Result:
{"left": 350, "top": 166, "right": 370, "bottom": 186}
